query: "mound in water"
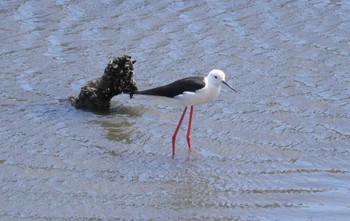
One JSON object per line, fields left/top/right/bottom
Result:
{"left": 70, "top": 55, "right": 138, "bottom": 111}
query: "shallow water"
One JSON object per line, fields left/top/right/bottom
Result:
{"left": 1, "top": 0, "right": 350, "bottom": 220}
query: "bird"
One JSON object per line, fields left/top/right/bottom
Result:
{"left": 131, "top": 69, "right": 236, "bottom": 159}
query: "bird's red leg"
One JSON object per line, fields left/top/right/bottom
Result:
{"left": 172, "top": 107, "right": 188, "bottom": 159}
{"left": 186, "top": 106, "right": 194, "bottom": 151}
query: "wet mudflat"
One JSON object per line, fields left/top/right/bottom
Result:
{"left": 1, "top": 0, "right": 349, "bottom": 220}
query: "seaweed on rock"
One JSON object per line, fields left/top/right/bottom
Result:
{"left": 69, "top": 55, "right": 138, "bottom": 111}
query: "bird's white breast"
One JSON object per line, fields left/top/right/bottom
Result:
{"left": 174, "top": 81, "right": 221, "bottom": 106}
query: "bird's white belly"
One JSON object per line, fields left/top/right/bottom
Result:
{"left": 174, "top": 85, "right": 221, "bottom": 106}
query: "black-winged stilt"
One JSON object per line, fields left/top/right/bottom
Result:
{"left": 132, "top": 69, "right": 236, "bottom": 158}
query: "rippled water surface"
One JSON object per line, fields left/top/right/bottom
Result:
{"left": 1, "top": 0, "right": 350, "bottom": 220}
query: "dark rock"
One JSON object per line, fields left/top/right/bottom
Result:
{"left": 69, "top": 55, "right": 138, "bottom": 111}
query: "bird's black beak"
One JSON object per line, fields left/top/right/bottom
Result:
{"left": 222, "top": 81, "right": 237, "bottom": 92}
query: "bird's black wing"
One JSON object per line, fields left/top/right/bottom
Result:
{"left": 134, "top": 76, "right": 205, "bottom": 98}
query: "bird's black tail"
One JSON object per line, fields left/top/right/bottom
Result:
{"left": 127, "top": 92, "right": 135, "bottom": 99}
{"left": 127, "top": 91, "right": 147, "bottom": 99}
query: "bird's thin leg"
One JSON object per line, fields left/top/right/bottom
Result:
{"left": 186, "top": 106, "right": 194, "bottom": 151}
{"left": 172, "top": 107, "right": 188, "bottom": 159}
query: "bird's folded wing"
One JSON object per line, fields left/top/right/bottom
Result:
{"left": 134, "top": 77, "right": 205, "bottom": 98}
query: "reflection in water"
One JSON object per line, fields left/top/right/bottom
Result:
{"left": 100, "top": 104, "right": 145, "bottom": 143}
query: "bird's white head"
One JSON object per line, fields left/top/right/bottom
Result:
{"left": 207, "top": 69, "right": 237, "bottom": 91}
{"left": 207, "top": 69, "right": 226, "bottom": 86}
